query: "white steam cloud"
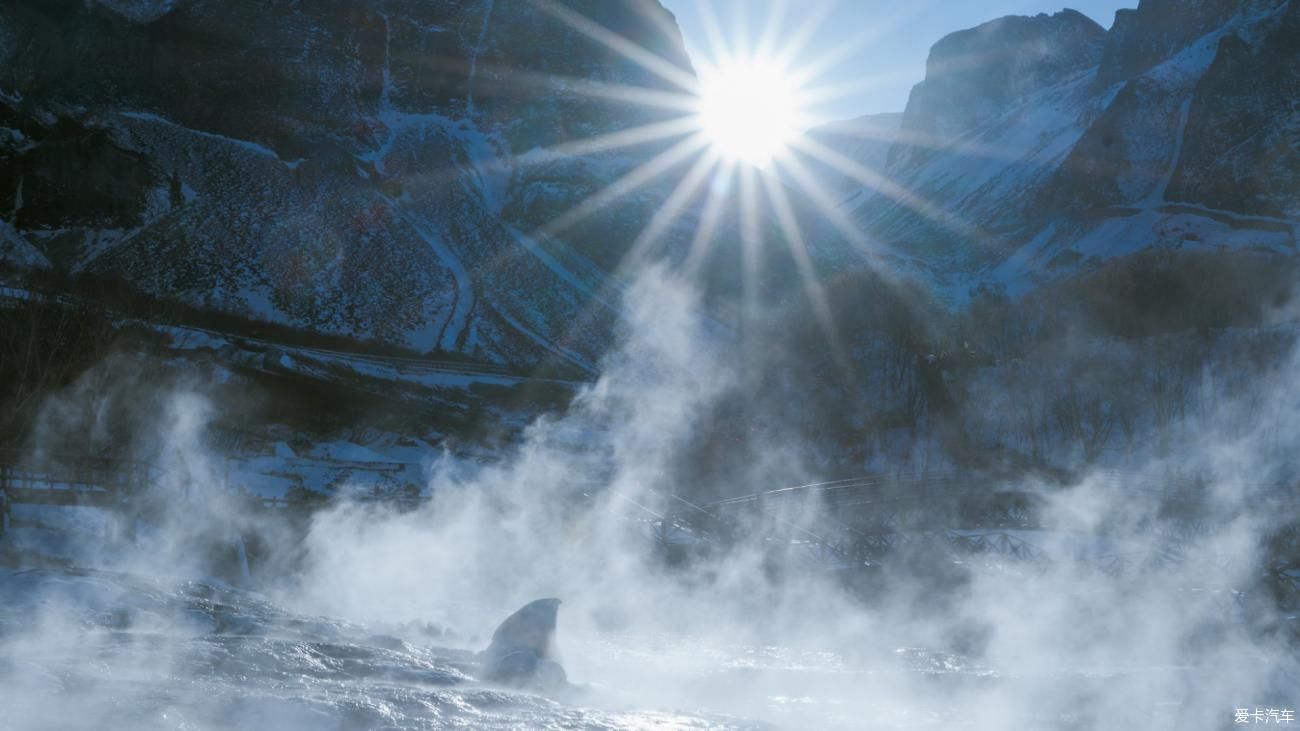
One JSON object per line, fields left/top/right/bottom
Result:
{"left": 0, "top": 265, "right": 1296, "bottom": 729}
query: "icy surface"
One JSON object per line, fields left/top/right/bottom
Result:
{"left": 0, "top": 564, "right": 1274, "bottom": 730}
{"left": 0, "top": 568, "right": 814, "bottom": 730}
{"left": 0, "top": 567, "right": 759, "bottom": 730}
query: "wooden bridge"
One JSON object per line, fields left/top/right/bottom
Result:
{"left": 0, "top": 449, "right": 428, "bottom": 525}
{"left": 0, "top": 450, "right": 153, "bottom": 509}
{"left": 2, "top": 452, "right": 1296, "bottom": 609}
{"left": 699, "top": 470, "right": 1300, "bottom": 541}
{"left": 640, "top": 470, "right": 1300, "bottom": 608}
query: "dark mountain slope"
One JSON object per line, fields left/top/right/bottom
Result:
{"left": 834, "top": 0, "right": 1298, "bottom": 301}
{"left": 0, "top": 0, "right": 696, "bottom": 370}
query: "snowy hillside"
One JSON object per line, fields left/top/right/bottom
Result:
{"left": 834, "top": 0, "right": 1300, "bottom": 302}
{"left": 4, "top": 0, "right": 1300, "bottom": 371}
{"left": 805, "top": 112, "right": 903, "bottom": 195}
{"left": 0, "top": 0, "right": 694, "bottom": 370}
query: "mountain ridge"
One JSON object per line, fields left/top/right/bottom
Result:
{"left": 0, "top": 0, "right": 696, "bottom": 370}
{"left": 833, "top": 0, "right": 1298, "bottom": 303}
{"left": 5, "top": 0, "right": 1300, "bottom": 360}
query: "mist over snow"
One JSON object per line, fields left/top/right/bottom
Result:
{"left": 0, "top": 265, "right": 1295, "bottom": 729}
{"left": 2, "top": 0, "right": 1300, "bottom": 729}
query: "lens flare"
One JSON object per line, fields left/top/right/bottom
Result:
{"left": 697, "top": 59, "right": 804, "bottom": 168}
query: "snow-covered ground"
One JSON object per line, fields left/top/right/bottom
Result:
{"left": 0, "top": 567, "right": 756, "bottom": 730}
{"left": 221, "top": 438, "right": 430, "bottom": 503}
{"left": 155, "top": 320, "right": 577, "bottom": 400}
{"left": 1, "top": 564, "right": 1273, "bottom": 731}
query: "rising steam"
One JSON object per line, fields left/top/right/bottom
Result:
{"left": 0, "top": 265, "right": 1296, "bottom": 730}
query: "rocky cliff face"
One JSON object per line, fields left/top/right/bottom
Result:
{"left": 890, "top": 10, "right": 1106, "bottom": 169}
{"left": 806, "top": 113, "right": 902, "bottom": 195}
{"left": 1168, "top": 2, "right": 1300, "bottom": 217}
{"left": 838, "top": 0, "right": 1299, "bottom": 301}
{"left": 6, "top": 0, "right": 1298, "bottom": 355}
{"left": 0, "top": 0, "right": 694, "bottom": 370}
{"left": 1094, "top": 0, "right": 1241, "bottom": 87}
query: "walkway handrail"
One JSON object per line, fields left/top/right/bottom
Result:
{"left": 706, "top": 470, "right": 1300, "bottom": 510}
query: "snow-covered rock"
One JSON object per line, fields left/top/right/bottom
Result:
{"left": 0, "top": 0, "right": 695, "bottom": 370}
{"left": 831, "top": 0, "right": 1299, "bottom": 302}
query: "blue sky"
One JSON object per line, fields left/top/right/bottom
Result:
{"left": 658, "top": 0, "right": 1134, "bottom": 120}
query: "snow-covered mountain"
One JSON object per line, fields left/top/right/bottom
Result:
{"left": 837, "top": 0, "right": 1300, "bottom": 302}
{"left": 805, "top": 112, "right": 903, "bottom": 195}
{"left": 0, "top": 0, "right": 694, "bottom": 371}
{"left": 4, "top": 0, "right": 1299, "bottom": 368}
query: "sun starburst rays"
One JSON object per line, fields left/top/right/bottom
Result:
{"left": 682, "top": 160, "right": 737, "bottom": 275}
{"left": 529, "top": 0, "right": 698, "bottom": 93}
{"left": 536, "top": 133, "right": 710, "bottom": 240}
{"left": 758, "top": 168, "right": 855, "bottom": 379}
{"left": 538, "top": 117, "right": 700, "bottom": 160}
{"left": 617, "top": 149, "right": 723, "bottom": 277}
{"left": 736, "top": 163, "right": 765, "bottom": 371}
{"left": 792, "top": 135, "right": 989, "bottom": 247}
{"left": 696, "top": 58, "right": 804, "bottom": 167}
{"left": 421, "top": 0, "right": 980, "bottom": 370}
{"left": 773, "top": 151, "right": 888, "bottom": 264}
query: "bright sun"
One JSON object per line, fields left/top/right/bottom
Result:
{"left": 698, "top": 59, "right": 805, "bottom": 168}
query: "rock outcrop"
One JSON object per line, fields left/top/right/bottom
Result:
{"left": 833, "top": 0, "right": 1299, "bottom": 300}
{"left": 0, "top": 0, "right": 696, "bottom": 369}
{"left": 889, "top": 10, "right": 1105, "bottom": 169}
